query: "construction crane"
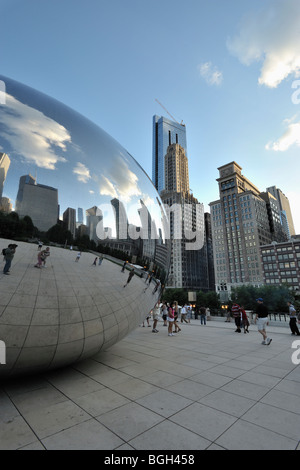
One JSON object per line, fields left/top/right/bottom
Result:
{"left": 155, "top": 99, "right": 185, "bottom": 127}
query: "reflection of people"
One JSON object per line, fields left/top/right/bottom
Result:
{"left": 121, "top": 261, "right": 127, "bottom": 272}
{"left": 124, "top": 269, "right": 134, "bottom": 287}
{"left": 3, "top": 244, "right": 17, "bottom": 275}
{"left": 254, "top": 298, "right": 272, "bottom": 345}
{"left": 98, "top": 255, "right": 103, "bottom": 266}
{"left": 92, "top": 257, "right": 98, "bottom": 266}
{"left": 38, "top": 240, "right": 43, "bottom": 251}
{"left": 35, "top": 247, "right": 50, "bottom": 268}
{"left": 75, "top": 252, "right": 81, "bottom": 262}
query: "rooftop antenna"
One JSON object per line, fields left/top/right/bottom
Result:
{"left": 155, "top": 99, "right": 185, "bottom": 127}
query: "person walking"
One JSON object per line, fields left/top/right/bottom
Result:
{"left": 254, "top": 298, "right": 272, "bottom": 345}
{"left": 167, "top": 303, "right": 176, "bottom": 336}
{"left": 173, "top": 301, "right": 181, "bottom": 333}
{"left": 161, "top": 301, "right": 168, "bottom": 326}
{"left": 152, "top": 301, "right": 160, "bottom": 333}
{"left": 180, "top": 304, "right": 189, "bottom": 323}
{"left": 199, "top": 306, "right": 207, "bottom": 325}
{"left": 123, "top": 268, "right": 135, "bottom": 287}
{"left": 3, "top": 244, "right": 17, "bottom": 275}
{"left": 98, "top": 254, "right": 104, "bottom": 266}
{"left": 232, "top": 303, "right": 242, "bottom": 332}
{"left": 75, "top": 252, "right": 81, "bottom": 262}
{"left": 92, "top": 257, "right": 98, "bottom": 266}
{"left": 287, "top": 301, "right": 300, "bottom": 336}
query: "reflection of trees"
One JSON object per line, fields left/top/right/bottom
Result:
{"left": 0, "top": 211, "right": 38, "bottom": 239}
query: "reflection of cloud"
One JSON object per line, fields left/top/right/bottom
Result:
{"left": 73, "top": 162, "right": 91, "bottom": 183}
{"left": 266, "top": 118, "right": 300, "bottom": 151}
{"left": 98, "top": 156, "right": 141, "bottom": 203}
{"left": 227, "top": 0, "right": 300, "bottom": 88}
{"left": 197, "top": 62, "right": 223, "bottom": 86}
{"left": 0, "top": 94, "right": 71, "bottom": 169}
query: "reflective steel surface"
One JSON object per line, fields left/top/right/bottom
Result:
{"left": 0, "top": 75, "right": 170, "bottom": 377}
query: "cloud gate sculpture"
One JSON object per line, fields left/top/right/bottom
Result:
{"left": 0, "top": 75, "right": 170, "bottom": 377}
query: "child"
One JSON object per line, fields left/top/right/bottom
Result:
{"left": 241, "top": 306, "right": 250, "bottom": 333}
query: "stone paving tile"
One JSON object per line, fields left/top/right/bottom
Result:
{"left": 241, "top": 402, "right": 300, "bottom": 440}
{"left": 96, "top": 402, "right": 164, "bottom": 441}
{"left": 1, "top": 319, "right": 300, "bottom": 450}
{"left": 198, "top": 389, "right": 256, "bottom": 417}
{"left": 136, "top": 389, "right": 193, "bottom": 418}
{"left": 170, "top": 402, "right": 238, "bottom": 442}
{"left": 41, "top": 419, "right": 124, "bottom": 450}
{"left": 215, "top": 419, "right": 298, "bottom": 450}
{"left": 128, "top": 419, "right": 210, "bottom": 450}
{"left": 0, "top": 416, "right": 37, "bottom": 450}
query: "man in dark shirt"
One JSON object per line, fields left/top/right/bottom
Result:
{"left": 254, "top": 298, "right": 272, "bottom": 345}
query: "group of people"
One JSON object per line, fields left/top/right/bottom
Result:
{"left": 142, "top": 301, "right": 209, "bottom": 336}
{"left": 230, "top": 298, "right": 300, "bottom": 345}
{"left": 230, "top": 299, "right": 271, "bottom": 344}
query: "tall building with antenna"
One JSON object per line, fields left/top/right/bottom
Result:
{"left": 152, "top": 115, "right": 187, "bottom": 194}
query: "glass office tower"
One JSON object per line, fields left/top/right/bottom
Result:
{"left": 152, "top": 115, "right": 187, "bottom": 194}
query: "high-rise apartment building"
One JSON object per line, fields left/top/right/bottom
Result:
{"left": 164, "top": 144, "right": 189, "bottom": 193}
{"left": 160, "top": 143, "right": 209, "bottom": 290}
{"left": 209, "top": 162, "right": 288, "bottom": 299}
{"left": 15, "top": 174, "right": 58, "bottom": 231}
{"left": 152, "top": 115, "right": 187, "bottom": 193}
{"left": 266, "top": 186, "right": 296, "bottom": 238}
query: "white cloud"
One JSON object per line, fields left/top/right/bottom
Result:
{"left": 265, "top": 119, "right": 300, "bottom": 151}
{"left": 197, "top": 62, "right": 223, "bottom": 86}
{"left": 98, "top": 156, "right": 141, "bottom": 203}
{"left": 73, "top": 162, "right": 91, "bottom": 183}
{"left": 0, "top": 94, "right": 70, "bottom": 169}
{"left": 227, "top": 0, "right": 300, "bottom": 88}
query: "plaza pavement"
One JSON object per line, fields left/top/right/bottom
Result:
{"left": 0, "top": 315, "right": 300, "bottom": 451}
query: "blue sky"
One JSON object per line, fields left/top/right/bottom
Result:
{"left": 1, "top": 0, "right": 300, "bottom": 232}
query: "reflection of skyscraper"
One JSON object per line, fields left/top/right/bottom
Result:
{"left": 0, "top": 152, "right": 10, "bottom": 198}
{"left": 63, "top": 207, "right": 76, "bottom": 239}
{"left": 77, "top": 207, "right": 83, "bottom": 224}
{"left": 111, "top": 198, "right": 128, "bottom": 239}
{"left": 152, "top": 115, "right": 187, "bottom": 193}
{"left": 86, "top": 206, "right": 103, "bottom": 242}
{"left": 15, "top": 174, "right": 58, "bottom": 231}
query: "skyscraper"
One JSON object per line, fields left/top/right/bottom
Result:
{"left": 164, "top": 144, "right": 189, "bottom": 193}
{"left": 210, "top": 162, "right": 291, "bottom": 299}
{"left": 152, "top": 115, "right": 187, "bottom": 193}
{"left": 160, "top": 143, "right": 208, "bottom": 290}
{"left": 266, "top": 186, "right": 296, "bottom": 238}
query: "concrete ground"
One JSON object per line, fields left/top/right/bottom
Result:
{"left": 0, "top": 317, "right": 300, "bottom": 450}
